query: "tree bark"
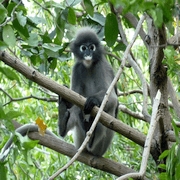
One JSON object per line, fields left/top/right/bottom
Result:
{"left": 146, "top": 16, "right": 171, "bottom": 163}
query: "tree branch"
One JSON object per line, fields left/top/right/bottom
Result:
{"left": 0, "top": 87, "right": 57, "bottom": 106}
{"left": 117, "top": 90, "right": 161, "bottom": 180}
{"left": 113, "top": 10, "right": 150, "bottom": 121}
{"left": 0, "top": 50, "right": 148, "bottom": 148}
{"left": 119, "top": 104, "right": 147, "bottom": 122}
{"left": 10, "top": 123, "right": 136, "bottom": 177}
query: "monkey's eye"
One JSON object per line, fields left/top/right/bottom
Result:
{"left": 89, "top": 44, "right": 96, "bottom": 51}
{"left": 80, "top": 45, "right": 87, "bottom": 52}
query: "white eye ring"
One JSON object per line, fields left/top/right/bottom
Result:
{"left": 80, "top": 45, "right": 87, "bottom": 52}
{"left": 89, "top": 44, "right": 96, "bottom": 51}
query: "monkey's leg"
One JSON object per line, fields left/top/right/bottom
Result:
{"left": 58, "top": 96, "right": 81, "bottom": 137}
{"left": 87, "top": 124, "right": 114, "bottom": 156}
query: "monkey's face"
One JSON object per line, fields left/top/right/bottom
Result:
{"left": 79, "top": 44, "right": 96, "bottom": 68}
{"left": 70, "top": 28, "right": 103, "bottom": 68}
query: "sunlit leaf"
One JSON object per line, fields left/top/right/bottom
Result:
{"left": 2, "top": 25, "right": 16, "bottom": 47}
{"left": 159, "top": 150, "right": 169, "bottom": 160}
{"left": 35, "top": 117, "right": 47, "bottom": 136}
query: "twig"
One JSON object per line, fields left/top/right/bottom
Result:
{"left": 117, "top": 90, "right": 161, "bottom": 180}
{"left": 0, "top": 87, "right": 57, "bottom": 106}
{"left": 118, "top": 104, "right": 147, "bottom": 122}
{"left": 49, "top": 14, "right": 146, "bottom": 180}
{"left": 117, "top": 89, "right": 143, "bottom": 96}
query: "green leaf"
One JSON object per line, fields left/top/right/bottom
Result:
{"left": 6, "top": 111, "right": 23, "bottom": 121}
{"left": 105, "top": 13, "right": 118, "bottom": 47}
{"left": 159, "top": 172, "right": 167, "bottom": 180}
{"left": 2, "top": 25, "right": 16, "bottom": 47}
{"left": 89, "top": 12, "right": 105, "bottom": 26}
{"left": 172, "top": 120, "right": 180, "bottom": 143}
{"left": 114, "top": 43, "right": 126, "bottom": 51}
{"left": 49, "top": 59, "right": 57, "bottom": 70}
{"left": 68, "top": 7, "right": 76, "bottom": 25}
{"left": 84, "top": 0, "right": 94, "bottom": 17}
{"left": 158, "top": 164, "right": 166, "bottom": 170}
{"left": 0, "top": 67, "right": 20, "bottom": 82}
{"left": 42, "top": 43, "right": 63, "bottom": 52}
{"left": 0, "top": 162, "right": 7, "bottom": 179}
{"left": 13, "top": 19, "right": 29, "bottom": 39}
{"left": 55, "top": 14, "right": 65, "bottom": 44}
{"left": 0, "top": 4, "right": 7, "bottom": 23}
{"left": 0, "top": 103, "right": 6, "bottom": 120}
{"left": 15, "top": 133, "right": 39, "bottom": 150}
{"left": 0, "top": 40, "right": 8, "bottom": 50}
{"left": 28, "top": 16, "right": 46, "bottom": 25}
{"left": 159, "top": 150, "right": 169, "bottom": 160}
{"left": 155, "top": 7, "right": 163, "bottom": 27}
{"left": 16, "top": 11, "right": 27, "bottom": 27}
{"left": 67, "top": 0, "right": 81, "bottom": 6}
{"left": 26, "top": 33, "right": 39, "bottom": 47}
{"left": 175, "top": 163, "right": 180, "bottom": 179}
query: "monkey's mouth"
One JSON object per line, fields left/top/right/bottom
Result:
{"left": 83, "top": 56, "right": 92, "bottom": 68}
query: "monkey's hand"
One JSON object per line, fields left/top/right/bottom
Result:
{"left": 84, "top": 97, "right": 100, "bottom": 114}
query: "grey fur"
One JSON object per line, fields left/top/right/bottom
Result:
{"left": 58, "top": 27, "right": 118, "bottom": 156}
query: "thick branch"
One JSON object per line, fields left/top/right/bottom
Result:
{"left": 29, "top": 132, "right": 136, "bottom": 177}
{"left": 0, "top": 50, "right": 148, "bottom": 148}
{"left": 8, "top": 120, "right": 136, "bottom": 177}
{"left": 146, "top": 16, "right": 171, "bottom": 162}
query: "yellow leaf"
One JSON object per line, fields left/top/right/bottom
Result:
{"left": 35, "top": 117, "right": 47, "bottom": 136}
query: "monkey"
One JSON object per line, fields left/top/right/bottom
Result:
{"left": 58, "top": 27, "right": 118, "bottom": 156}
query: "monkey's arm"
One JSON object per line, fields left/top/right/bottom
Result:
{"left": 0, "top": 124, "right": 58, "bottom": 162}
